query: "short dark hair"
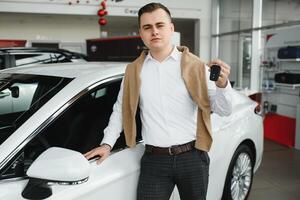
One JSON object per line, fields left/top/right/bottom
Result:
{"left": 138, "top": 2, "right": 172, "bottom": 27}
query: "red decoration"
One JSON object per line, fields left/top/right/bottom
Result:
{"left": 98, "top": 0, "right": 108, "bottom": 26}
{"left": 98, "top": 18, "right": 107, "bottom": 26}
{"left": 97, "top": 9, "right": 108, "bottom": 17}
{"left": 101, "top": 1, "right": 106, "bottom": 9}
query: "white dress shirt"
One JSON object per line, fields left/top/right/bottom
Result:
{"left": 101, "top": 47, "right": 232, "bottom": 148}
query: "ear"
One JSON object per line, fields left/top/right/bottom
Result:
{"left": 139, "top": 27, "right": 144, "bottom": 39}
{"left": 170, "top": 22, "right": 175, "bottom": 36}
{"left": 139, "top": 28, "right": 146, "bottom": 44}
{"left": 170, "top": 22, "right": 175, "bottom": 32}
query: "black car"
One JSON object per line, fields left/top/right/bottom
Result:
{"left": 0, "top": 47, "right": 87, "bottom": 70}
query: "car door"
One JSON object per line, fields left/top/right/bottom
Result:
{"left": 0, "top": 77, "right": 144, "bottom": 200}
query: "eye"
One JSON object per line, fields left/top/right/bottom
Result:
{"left": 143, "top": 26, "right": 151, "bottom": 30}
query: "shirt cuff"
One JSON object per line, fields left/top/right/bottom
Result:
{"left": 100, "top": 137, "right": 117, "bottom": 149}
{"left": 216, "top": 80, "right": 232, "bottom": 92}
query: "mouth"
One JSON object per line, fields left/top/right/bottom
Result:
{"left": 151, "top": 38, "right": 161, "bottom": 42}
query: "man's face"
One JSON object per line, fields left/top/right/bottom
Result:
{"left": 139, "top": 8, "right": 174, "bottom": 52}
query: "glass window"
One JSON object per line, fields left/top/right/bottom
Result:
{"left": 219, "top": 0, "right": 253, "bottom": 33}
{"left": 219, "top": 32, "right": 252, "bottom": 88}
{"left": 219, "top": 34, "right": 240, "bottom": 84}
{"left": 0, "top": 74, "right": 72, "bottom": 146}
{"left": 0, "top": 55, "right": 4, "bottom": 69}
{"left": 262, "top": 0, "right": 300, "bottom": 26}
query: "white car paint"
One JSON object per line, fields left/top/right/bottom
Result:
{"left": 0, "top": 62, "right": 263, "bottom": 200}
{"left": 26, "top": 147, "right": 91, "bottom": 182}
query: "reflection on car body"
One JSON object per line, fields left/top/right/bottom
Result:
{"left": 0, "top": 62, "right": 263, "bottom": 200}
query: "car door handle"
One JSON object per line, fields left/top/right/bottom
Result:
{"left": 0, "top": 92, "right": 10, "bottom": 98}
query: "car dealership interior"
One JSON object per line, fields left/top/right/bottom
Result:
{"left": 0, "top": 0, "right": 300, "bottom": 200}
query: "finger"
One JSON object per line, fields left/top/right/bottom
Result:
{"left": 220, "top": 69, "right": 229, "bottom": 78}
{"left": 219, "top": 71, "right": 230, "bottom": 80}
{"left": 224, "top": 68, "right": 230, "bottom": 76}
{"left": 208, "top": 59, "right": 231, "bottom": 70}
{"left": 217, "top": 72, "right": 226, "bottom": 80}
{"left": 220, "top": 64, "right": 230, "bottom": 74}
{"left": 84, "top": 150, "right": 95, "bottom": 158}
{"left": 85, "top": 151, "right": 97, "bottom": 160}
{"left": 216, "top": 77, "right": 228, "bottom": 87}
{"left": 83, "top": 150, "right": 92, "bottom": 157}
{"left": 96, "top": 155, "right": 107, "bottom": 165}
{"left": 207, "top": 58, "right": 222, "bottom": 66}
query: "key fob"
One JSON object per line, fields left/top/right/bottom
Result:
{"left": 210, "top": 65, "right": 221, "bottom": 81}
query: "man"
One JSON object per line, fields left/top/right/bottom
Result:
{"left": 85, "top": 2, "right": 232, "bottom": 200}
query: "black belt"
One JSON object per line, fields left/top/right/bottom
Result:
{"left": 145, "top": 141, "right": 195, "bottom": 156}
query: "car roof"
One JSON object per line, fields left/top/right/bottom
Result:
{"left": 0, "top": 62, "right": 128, "bottom": 78}
{"left": 0, "top": 47, "right": 75, "bottom": 53}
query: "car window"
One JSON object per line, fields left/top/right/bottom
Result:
{"left": 35, "top": 79, "right": 124, "bottom": 153}
{"left": 0, "top": 55, "right": 4, "bottom": 69}
{"left": 0, "top": 74, "right": 72, "bottom": 146}
{"left": 14, "top": 53, "right": 71, "bottom": 67}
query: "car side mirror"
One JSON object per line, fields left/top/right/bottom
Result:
{"left": 9, "top": 86, "right": 19, "bottom": 98}
{"left": 22, "top": 147, "right": 91, "bottom": 199}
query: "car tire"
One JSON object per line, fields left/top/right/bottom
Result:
{"left": 221, "top": 144, "right": 254, "bottom": 200}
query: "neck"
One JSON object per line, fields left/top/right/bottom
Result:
{"left": 149, "top": 45, "right": 174, "bottom": 62}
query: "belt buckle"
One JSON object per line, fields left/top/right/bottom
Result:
{"left": 168, "top": 147, "right": 173, "bottom": 155}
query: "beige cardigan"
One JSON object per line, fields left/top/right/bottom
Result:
{"left": 122, "top": 46, "right": 213, "bottom": 152}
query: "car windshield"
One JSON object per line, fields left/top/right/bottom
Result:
{"left": 0, "top": 73, "right": 72, "bottom": 145}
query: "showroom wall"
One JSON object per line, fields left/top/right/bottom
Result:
{"left": 0, "top": 13, "right": 99, "bottom": 43}
{"left": 0, "top": 0, "right": 211, "bottom": 60}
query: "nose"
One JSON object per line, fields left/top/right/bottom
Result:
{"left": 151, "top": 27, "right": 158, "bottom": 36}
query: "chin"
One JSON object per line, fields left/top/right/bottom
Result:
{"left": 148, "top": 44, "right": 165, "bottom": 51}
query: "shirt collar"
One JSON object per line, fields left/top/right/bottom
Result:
{"left": 169, "top": 46, "right": 181, "bottom": 61}
{"left": 145, "top": 51, "right": 154, "bottom": 62}
{"left": 144, "top": 46, "right": 181, "bottom": 62}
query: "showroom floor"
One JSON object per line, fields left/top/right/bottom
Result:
{"left": 249, "top": 139, "right": 300, "bottom": 200}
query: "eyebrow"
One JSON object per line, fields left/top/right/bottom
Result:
{"left": 142, "top": 22, "right": 166, "bottom": 29}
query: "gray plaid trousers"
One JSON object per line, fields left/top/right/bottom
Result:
{"left": 137, "top": 148, "right": 210, "bottom": 200}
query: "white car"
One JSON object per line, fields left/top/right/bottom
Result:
{"left": 0, "top": 62, "right": 263, "bottom": 200}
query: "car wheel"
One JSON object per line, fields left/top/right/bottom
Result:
{"left": 221, "top": 144, "right": 254, "bottom": 200}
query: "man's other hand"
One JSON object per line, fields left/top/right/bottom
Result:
{"left": 84, "top": 144, "right": 111, "bottom": 165}
{"left": 208, "top": 59, "right": 231, "bottom": 88}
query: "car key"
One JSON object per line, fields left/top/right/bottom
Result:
{"left": 210, "top": 65, "right": 221, "bottom": 81}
